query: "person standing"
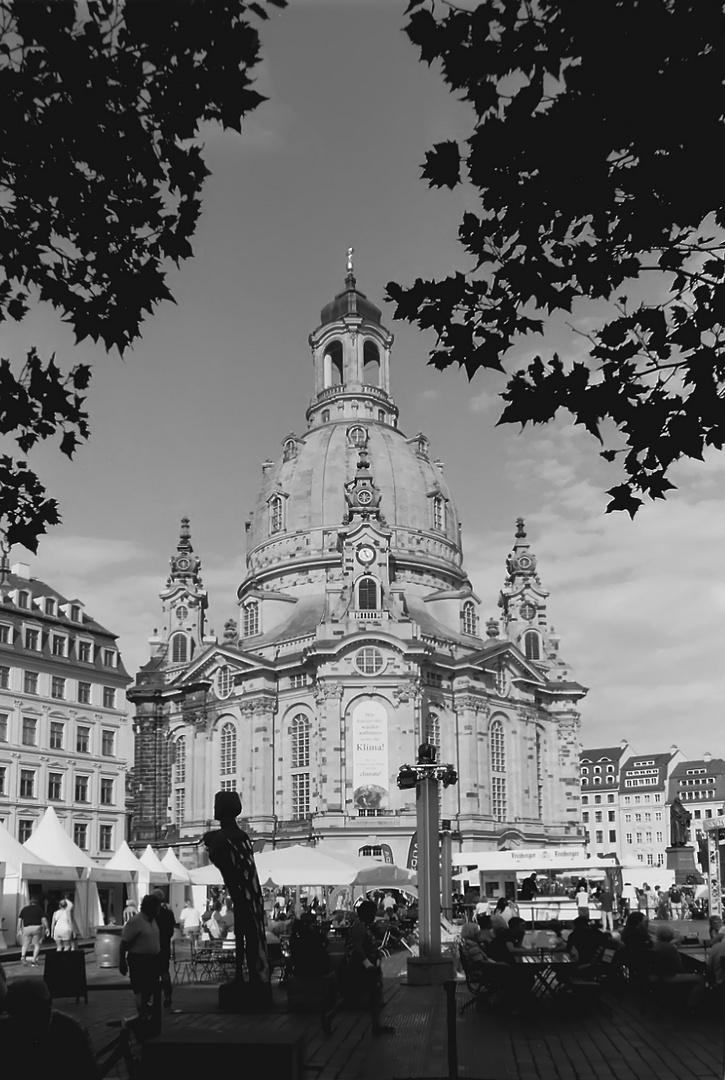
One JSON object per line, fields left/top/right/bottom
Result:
{"left": 50, "top": 899, "right": 74, "bottom": 952}
{"left": 17, "top": 897, "right": 49, "bottom": 966}
{"left": 598, "top": 885, "right": 615, "bottom": 932}
{"left": 342, "top": 900, "right": 394, "bottom": 1035}
{"left": 151, "top": 889, "right": 176, "bottom": 1009}
{"left": 669, "top": 884, "right": 683, "bottom": 920}
{"left": 178, "top": 899, "right": 201, "bottom": 943}
{"left": 119, "top": 894, "right": 161, "bottom": 1020}
{"left": 575, "top": 883, "right": 590, "bottom": 920}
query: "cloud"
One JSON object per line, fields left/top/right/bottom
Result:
{"left": 469, "top": 388, "right": 502, "bottom": 415}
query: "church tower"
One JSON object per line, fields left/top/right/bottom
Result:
{"left": 130, "top": 260, "right": 587, "bottom": 858}
{"left": 498, "top": 518, "right": 571, "bottom": 681}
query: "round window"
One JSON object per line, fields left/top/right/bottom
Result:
{"left": 215, "top": 665, "right": 234, "bottom": 699}
{"left": 176, "top": 605, "right": 189, "bottom": 622}
{"left": 355, "top": 647, "right": 385, "bottom": 676}
{"left": 519, "top": 602, "right": 536, "bottom": 621}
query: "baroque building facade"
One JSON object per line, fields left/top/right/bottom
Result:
{"left": 0, "top": 559, "right": 132, "bottom": 858}
{"left": 129, "top": 271, "right": 587, "bottom": 863}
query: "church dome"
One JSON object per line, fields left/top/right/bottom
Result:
{"left": 245, "top": 419, "right": 463, "bottom": 584}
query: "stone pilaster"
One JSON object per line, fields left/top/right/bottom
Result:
{"left": 314, "top": 681, "right": 344, "bottom": 813}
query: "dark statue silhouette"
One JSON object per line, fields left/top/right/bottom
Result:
{"left": 203, "top": 790, "right": 271, "bottom": 1009}
{"left": 669, "top": 797, "right": 691, "bottom": 848}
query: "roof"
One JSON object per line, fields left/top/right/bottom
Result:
{"left": 580, "top": 747, "right": 628, "bottom": 763}
{"left": 670, "top": 758, "right": 725, "bottom": 777}
{"left": 0, "top": 571, "right": 115, "bottom": 637}
{"left": 238, "top": 596, "right": 326, "bottom": 650}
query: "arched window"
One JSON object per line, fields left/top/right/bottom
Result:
{"left": 283, "top": 438, "right": 297, "bottom": 461}
{"left": 357, "top": 577, "right": 378, "bottom": 611}
{"left": 432, "top": 495, "right": 445, "bottom": 531}
{"left": 362, "top": 341, "right": 380, "bottom": 386}
{"left": 523, "top": 631, "right": 541, "bottom": 661}
{"left": 321, "top": 410, "right": 330, "bottom": 423}
{"left": 269, "top": 494, "right": 284, "bottom": 535}
{"left": 461, "top": 601, "right": 477, "bottom": 636}
{"left": 291, "top": 714, "right": 311, "bottom": 819}
{"left": 174, "top": 736, "right": 186, "bottom": 785}
{"left": 243, "top": 601, "right": 260, "bottom": 637}
{"left": 425, "top": 712, "right": 440, "bottom": 753}
{"left": 490, "top": 719, "right": 506, "bottom": 823}
{"left": 171, "top": 633, "right": 188, "bottom": 664}
{"left": 220, "top": 721, "right": 237, "bottom": 777}
{"left": 324, "top": 341, "right": 343, "bottom": 387}
{"left": 291, "top": 714, "right": 310, "bottom": 769}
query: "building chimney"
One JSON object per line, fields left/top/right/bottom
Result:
{"left": 703, "top": 751, "right": 712, "bottom": 764}
{"left": 10, "top": 561, "right": 30, "bottom": 579}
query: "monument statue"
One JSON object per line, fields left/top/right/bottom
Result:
{"left": 203, "top": 790, "right": 271, "bottom": 1009}
{"left": 669, "top": 796, "right": 691, "bottom": 847}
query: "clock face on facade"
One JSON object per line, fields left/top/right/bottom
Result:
{"left": 357, "top": 545, "right": 376, "bottom": 566}
{"left": 518, "top": 556, "right": 531, "bottom": 569}
{"left": 357, "top": 489, "right": 373, "bottom": 505}
{"left": 176, "top": 558, "right": 190, "bottom": 571}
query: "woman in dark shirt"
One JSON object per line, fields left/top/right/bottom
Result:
{"left": 342, "top": 901, "right": 394, "bottom": 1035}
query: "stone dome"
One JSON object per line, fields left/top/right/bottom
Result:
{"left": 245, "top": 418, "right": 464, "bottom": 588}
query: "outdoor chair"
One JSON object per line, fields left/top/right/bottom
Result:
{"left": 457, "top": 943, "right": 512, "bottom": 1015}
{"left": 172, "top": 936, "right": 199, "bottom": 986}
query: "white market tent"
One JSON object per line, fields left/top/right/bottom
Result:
{"left": 255, "top": 845, "right": 359, "bottom": 887}
{"left": 0, "top": 820, "right": 49, "bottom": 949}
{"left": 188, "top": 863, "right": 224, "bottom": 887}
{"left": 137, "top": 844, "right": 172, "bottom": 896}
{"left": 22, "top": 805, "right": 100, "bottom": 934}
{"left": 160, "top": 847, "right": 192, "bottom": 921}
{"left": 103, "top": 841, "right": 144, "bottom": 908}
{"left": 350, "top": 864, "right": 418, "bottom": 896}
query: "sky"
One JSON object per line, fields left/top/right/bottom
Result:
{"left": 5, "top": 0, "right": 725, "bottom": 758}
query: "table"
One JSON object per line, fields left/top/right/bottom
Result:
{"left": 514, "top": 951, "right": 575, "bottom": 1002}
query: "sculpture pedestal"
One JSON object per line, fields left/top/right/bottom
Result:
{"left": 406, "top": 955, "right": 456, "bottom": 986}
{"left": 218, "top": 979, "right": 273, "bottom": 1012}
{"left": 665, "top": 845, "right": 702, "bottom": 884}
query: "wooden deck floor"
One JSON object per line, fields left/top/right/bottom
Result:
{"left": 4, "top": 952, "right": 724, "bottom": 1079}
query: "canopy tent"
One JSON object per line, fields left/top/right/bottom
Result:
{"left": 254, "top": 846, "right": 359, "bottom": 887}
{"left": 137, "top": 845, "right": 172, "bottom": 892}
{"left": 159, "top": 848, "right": 192, "bottom": 884}
{"left": 22, "top": 806, "right": 100, "bottom": 934}
{"left": 101, "top": 841, "right": 145, "bottom": 909}
{"left": 0, "top": 821, "right": 50, "bottom": 949}
{"left": 350, "top": 864, "right": 418, "bottom": 895}
{"left": 160, "top": 847, "right": 192, "bottom": 921}
{"left": 188, "top": 863, "right": 224, "bottom": 887}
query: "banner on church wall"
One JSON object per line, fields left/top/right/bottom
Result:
{"left": 352, "top": 699, "right": 389, "bottom": 810}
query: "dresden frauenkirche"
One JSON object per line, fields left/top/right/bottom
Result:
{"left": 129, "top": 267, "right": 587, "bottom": 865}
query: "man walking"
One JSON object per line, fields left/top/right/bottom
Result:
{"left": 17, "top": 897, "right": 48, "bottom": 966}
{"left": 151, "top": 889, "right": 177, "bottom": 1009}
{"left": 669, "top": 884, "right": 683, "bottom": 920}
{"left": 119, "top": 894, "right": 161, "bottom": 1021}
{"left": 599, "top": 885, "right": 615, "bottom": 932}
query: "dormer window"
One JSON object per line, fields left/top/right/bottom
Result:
{"left": 70, "top": 604, "right": 82, "bottom": 622}
{"left": 103, "top": 648, "right": 117, "bottom": 668}
{"left": 432, "top": 494, "right": 445, "bottom": 531}
{"left": 461, "top": 601, "right": 477, "bottom": 636}
{"left": 269, "top": 493, "right": 285, "bottom": 535}
{"left": 283, "top": 438, "right": 298, "bottom": 462}
{"left": 18, "top": 591, "right": 29, "bottom": 609}
{"left": 44, "top": 598, "right": 56, "bottom": 617}
{"left": 243, "top": 601, "right": 260, "bottom": 637}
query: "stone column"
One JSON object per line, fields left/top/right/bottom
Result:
{"left": 314, "top": 682, "right": 344, "bottom": 813}
{"left": 244, "top": 696, "right": 276, "bottom": 835}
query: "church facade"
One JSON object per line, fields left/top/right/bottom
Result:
{"left": 129, "top": 270, "right": 586, "bottom": 864}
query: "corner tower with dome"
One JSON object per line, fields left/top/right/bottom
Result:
{"left": 129, "top": 266, "right": 587, "bottom": 862}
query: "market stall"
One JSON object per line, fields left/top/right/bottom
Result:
{"left": 0, "top": 821, "right": 51, "bottom": 947}
{"left": 23, "top": 806, "right": 99, "bottom": 935}
{"left": 453, "top": 848, "right": 620, "bottom": 924}
{"left": 160, "top": 847, "right": 192, "bottom": 922}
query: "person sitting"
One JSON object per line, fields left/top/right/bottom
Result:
{"left": 492, "top": 898, "right": 514, "bottom": 926}
{"left": 566, "top": 917, "right": 608, "bottom": 970}
{"left": 460, "top": 922, "right": 495, "bottom": 968}
{"left": 0, "top": 978, "right": 97, "bottom": 1080}
{"left": 476, "top": 913, "right": 493, "bottom": 944}
{"left": 485, "top": 915, "right": 519, "bottom": 964}
{"left": 651, "top": 925, "right": 705, "bottom": 1012}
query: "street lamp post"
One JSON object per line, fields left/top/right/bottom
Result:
{"left": 398, "top": 742, "right": 458, "bottom": 986}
